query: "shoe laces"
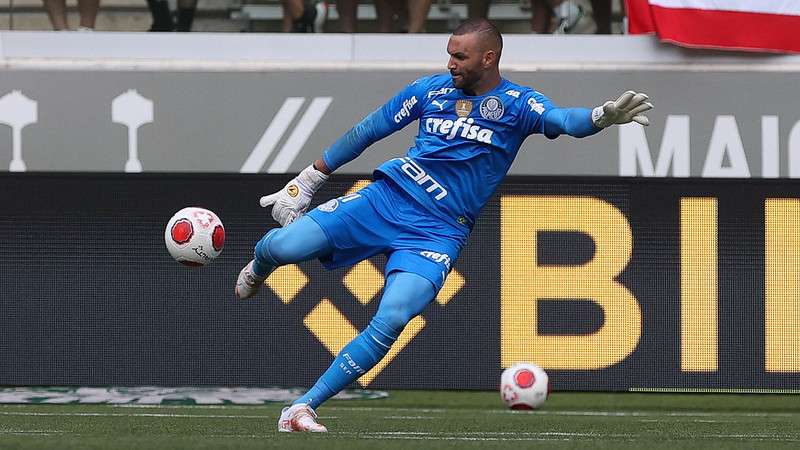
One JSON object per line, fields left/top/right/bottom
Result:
{"left": 242, "top": 266, "right": 262, "bottom": 286}
{"left": 294, "top": 407, "right": 321, "bottom": 428}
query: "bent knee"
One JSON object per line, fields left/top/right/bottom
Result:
{"left": 254, "top": 229, "right": 284, "bottom": 266}
{"left": 373, "top": 307, "right": 414, "bottom": 333}
{"left": 255, "top": 231, "right": 294, "bottom": 266}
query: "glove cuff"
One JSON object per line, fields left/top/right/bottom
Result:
{"left": 298, "top": 164, "right": 329, "bottom": 192}
{"left": 591, "top": 105, "right": 607, "bottom": 128}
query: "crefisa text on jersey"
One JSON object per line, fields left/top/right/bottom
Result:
{"left": 425, "top": 117, "right": 494, "bottom": 144}
{"left": 393, "top": 96, "right": 419, "bottom": 123}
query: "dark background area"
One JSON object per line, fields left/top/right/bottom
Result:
{"left": 0, "top": 173, "right": 797, "bottom": 390}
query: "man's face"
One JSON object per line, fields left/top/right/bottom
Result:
{"left": 447, "top": 33, "right": 487, "bottom": 91}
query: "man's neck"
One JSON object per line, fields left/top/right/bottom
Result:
{"left": 464, "top": 72, "right": 502, "bottom": 96}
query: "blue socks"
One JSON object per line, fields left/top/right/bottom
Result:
{"left": 292, "top": 272, "right": 436, "bottom": 410}
{"left": 254, "top": 221, "right": 438, "bottom": 411}
{"left": 293, "top": 318, "right": 399, "bottom": 409}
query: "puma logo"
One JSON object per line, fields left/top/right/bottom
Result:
{"left": 431, "top": 100, "right": 448, "bottom": 111}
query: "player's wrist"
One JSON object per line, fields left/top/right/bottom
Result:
{"left": 299, "top": 164, "right": 329, "bottom": 192}
{"left": 312, "top": 159, "right": 333, "bottom": 176}
{"left": 591, "top": 104, "right": 610, "bottom": 128}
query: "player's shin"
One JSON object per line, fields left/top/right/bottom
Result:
{"left": 293, "top": 319, "right": 400, "bottom": 409}
{"left": 252, "top": 229, "right": 280, "bottom": 277}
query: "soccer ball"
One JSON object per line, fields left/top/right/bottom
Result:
{"left": 164, "top": 207, "right": 225, "bottom": 267}
{"left": 500, "top": 362, "right": 549, "bottom": 410}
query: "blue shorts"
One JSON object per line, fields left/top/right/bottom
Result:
{"left": 306, "top": 178, "right": 467, "bottom": 292}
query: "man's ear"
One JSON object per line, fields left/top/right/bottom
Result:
{"left": 483, "top": 50, "right": 497, "bottom": 68}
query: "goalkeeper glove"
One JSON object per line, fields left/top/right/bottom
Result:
{"left": 592, "top": 91, "right": 653, "bottom": 128}
{"left": 259, "top": 164, "right": 329, "bottom": 226}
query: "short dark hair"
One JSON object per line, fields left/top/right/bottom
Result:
{"left": 453, "top": 18, "right": 503, "bottom": 55}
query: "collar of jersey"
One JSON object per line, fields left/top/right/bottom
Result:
{"left": 453, "top": 78, "right": 510, "bottom": 99}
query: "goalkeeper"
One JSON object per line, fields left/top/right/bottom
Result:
{"left": 234, "top": 18, "right": 653, "bottom": 433}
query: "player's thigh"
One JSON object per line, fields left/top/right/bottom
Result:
{"left": 374, "top": 271, "right": 436, "bottom": 330}
{"left": 305, "top": 188, "right": 395, "bottom": 269}
{"left": 385, "top": 239, "right": 460, "bottom": 294}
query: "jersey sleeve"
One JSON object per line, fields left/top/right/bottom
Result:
{"left": 519, "top": 89, "right": 557, "bottom": 137}
{"left": 322, "top": 79, "right": 427, "bottom": 171}
{"left": 519, "top": 89, "right": 600, "bottom": 140}
{"left": 377, "top": 78, "right": 427, "bottom": 130}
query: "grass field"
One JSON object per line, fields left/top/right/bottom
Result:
{"left": 0, "top": 391, "right": 798, "bottom": 449}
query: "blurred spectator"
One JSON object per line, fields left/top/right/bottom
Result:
{"left": 147, "top": 0, "right": 172, "bottom": 31}
{"left": 468, "top": 0, "right": 489, "bottom": 22}
{"left": 533, "top": 0, "right": 585, "bottom": 34}
{"left": 335, "top": 0, "right": 358, "bottom": 32}
{"left": 590, "top": 0, "right": 611, "bottom": 34}
{"left": 334, "top": 0, "right": 429, "bottom": 33}
{"left": 42, "top": 0, "right": 99, "bottom": 30}
{"left": 376, "top": 0, "right": 407, "bottom": 32}
{"left": 405, "top": 0, "right": 432, "bottom": 32}
{"left": 530, "top": 0, "right": 554, "bottom": 33}
{"left": 147, "top": 0, "right": 198, "bottom": 31}
{"left": 281, "top": 0, "right": 326, "bottom": 32}
{"left": 472, "top": 0, "right": 608, "bottom": 34}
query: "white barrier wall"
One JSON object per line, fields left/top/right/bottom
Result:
{"left": 3, "top": 32, "right": 800, "bottom": 67}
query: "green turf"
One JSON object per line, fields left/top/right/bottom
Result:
{"left": 0, "top": 391, "right": 798, "bottom": 449}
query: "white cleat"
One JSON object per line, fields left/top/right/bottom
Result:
{"left": 235, "top": 260, "right": 267, "bottom": 299}
{"left": 278, "top": 403, "right": 328, "bottom": 433}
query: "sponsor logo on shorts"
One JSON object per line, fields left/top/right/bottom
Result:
{"left": 420, "top": 250, "right": 452, "bottom": 271}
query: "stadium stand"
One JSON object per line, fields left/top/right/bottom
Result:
{"left": 233, "top": 0, "right": 621, "bottom": 33}
{"left": 0, "top": 0, "right": 241, "bottom": 31}
{"left": 0, "top": 0, "right": 623, "bottom": 32}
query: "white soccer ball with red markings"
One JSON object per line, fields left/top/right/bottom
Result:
{"left": 500, "top": 362, "right": 549, "bottom": 410}
{"left": 164, "top": 207, "right": 225, "bottom": 267}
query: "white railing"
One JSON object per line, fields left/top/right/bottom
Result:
{"left": 1, "top": 31, "right": 800, "bottom": 71}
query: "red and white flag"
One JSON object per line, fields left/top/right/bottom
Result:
{"left": 626, "top": 0, "right": 800, "bottom": 53}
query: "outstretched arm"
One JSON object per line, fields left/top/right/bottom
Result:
{"left": 526, "top": 90, "right": 652, "bottom": 139}
{"left": 542, "top": 107, "right": 599, "bottom": 139}
{"left": 260, "top": 80, "right": 425, "bottom": 226}
{"left": 306, "top": 105, "right": 400, "bottom": 176}
{"left": 319, "top": 108, "right": 400, "bottom": 172}
{"left": 543, "top": 91, "right": 653, "bottom": 138}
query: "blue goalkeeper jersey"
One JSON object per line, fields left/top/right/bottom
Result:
{"left": 323, "top": 73, "right": 599, "bottom": 232}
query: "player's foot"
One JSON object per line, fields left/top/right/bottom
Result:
{"left": 235, "top": 260, "right": 267, "bottom": 299}
{"left": 278, "top": 403, "right": 328, "bottom": 432}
